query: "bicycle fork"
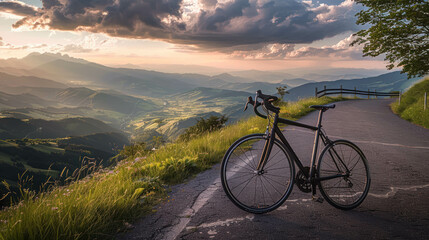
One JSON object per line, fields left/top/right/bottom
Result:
{"left": 256, "top": 115, "right": 278, "bottom": 173}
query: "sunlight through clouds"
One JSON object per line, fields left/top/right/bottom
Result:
{"left": 0, "top": 0, "right": 358, "bottom": 50}
{"left": 0, "top": 0, "right": 385, "bottom": 69}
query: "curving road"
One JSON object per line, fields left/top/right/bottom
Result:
{"left": 118, "top": 99, "right": 429, "bottom": 240}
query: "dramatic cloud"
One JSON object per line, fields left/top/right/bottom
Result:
{"left": 231, "top": 34, "right": 366, "bottom": 60}
{"left": 290, "top": 34, "right": 363, "bottom": 59}
{"left": 0, "top": 0, "right": 358, "bottom": 51}
{"left": 200, "top": 0, "right": 217, "bottom": 8}
{"left": 61, "top": 44, "right": 96, "bottom": 53}
{"left": 312, "top": 0, "right": 354, "bottom": 23}
{"left": 230, "top": 43, "right": 296, "bottom": 59}
{"left": 0, "top": 34, "right": 113, "bottom": 53}
{"left": 56, "top": 34, "right": 117, "bottom": 53}
{"left": 0, "top": 1, "right": 37, "bottom": 16}
{"left": 0, "top": 37, "right": 47, "bottom": 50}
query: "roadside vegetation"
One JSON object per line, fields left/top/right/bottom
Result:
{"left": 391, "top": 78, "right": 429, "bottom": 128}
{"left": 0, "top": 96, "right": 345, "bottom": 240}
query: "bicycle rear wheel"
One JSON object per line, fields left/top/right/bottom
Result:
{"left": 221, "top": 134, "right": 295, "bottom": 214}
{"left": 317, "top": 140, "right": 370, "bottom": 210}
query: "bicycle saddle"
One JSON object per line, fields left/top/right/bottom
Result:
{"left": 309, "top": 104, "right": 336, "bottom": 111}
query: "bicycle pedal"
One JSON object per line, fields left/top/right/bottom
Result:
{"left": 312, "top": 196, "right": 324, "bottom": 203}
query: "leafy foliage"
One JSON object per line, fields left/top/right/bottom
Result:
{"left": 276, "top": 86, "right": 289, "bottom": 100}
{"left": 178, "top": 115, "right": 228, "bottom": 141}
{"left": 352, "top": 0, "right": 429, "bottom": 77}
{"left": 120, "top": 142, "right": 148, "bottom": 158}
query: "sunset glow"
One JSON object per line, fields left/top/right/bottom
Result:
{"left": 0, "top": 0, "right": 387, "bottom": 72}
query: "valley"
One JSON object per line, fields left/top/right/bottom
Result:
{"left": 0, "top": 52, "right": 422, "bottom": 204}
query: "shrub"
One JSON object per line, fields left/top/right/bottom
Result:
{"left": 178, "top": 115, "right": 228, "bottom": 141}
{"left": 391, "top": 78, "right": 429, "bottom": 128}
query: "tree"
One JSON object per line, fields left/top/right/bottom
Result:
{"left": 276, "top": 86, "right": 289, "bottom": 100}
{"left": 351, "top": 0, "right": 429, "bottom": 78}
{"left": 179, "top": 115, "right": 228, "bottom": 141}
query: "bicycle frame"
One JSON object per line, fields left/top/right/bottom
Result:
{"left": 257, "top": 109, "right": 341, "bottom": 189}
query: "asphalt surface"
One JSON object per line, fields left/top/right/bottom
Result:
{"left": 118, "top": 99, "right": 429, "bottom": 240}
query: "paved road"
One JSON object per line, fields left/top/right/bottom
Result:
{"left": 118, "top": 99, "right": 429, "bottom": 240}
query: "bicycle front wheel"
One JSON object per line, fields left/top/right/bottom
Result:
{"left": 317, "top": 140, "right": 370, "bottom": 210}
{"left": 221, "top": 134, "right": 295, "bottom": 214}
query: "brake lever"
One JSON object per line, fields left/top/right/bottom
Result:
{"left": 244, "top": 96, "right": 255, "bottom": 111}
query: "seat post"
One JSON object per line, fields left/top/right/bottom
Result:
{"left": 316, "top": 109, "right": 324, "bottom": 128}
{"left": 309, "top": 109, "right": 324, "bottom": 185}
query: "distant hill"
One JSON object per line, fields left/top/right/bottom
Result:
{"left": 0, "top": 71, "right": 67, "bottom": 89}
{"left": 218, "top": 81, "right": 289, "bottom": 95}
{"left": 29, "top": 59, "right": 195, "bottom": 97}
{"left": 21, "top": 52, "right": 90, "bottom": 67}
{"left": 111, "top": 67, "right": 196, "bottom": 96}
{"left": 281, "top": 78, "right": 314, "bottom": 87}
{"left": 0, "top": 91, "right": 58, "bottom": 110}
{"left": 128, "top": 63, "right": 231, "bottom": 75}
{"left": 283, "top": 68, "right": 389, "bottom": 81}
{"left": 285, "top": 71, "right": 421, "bottom": 101}
{"left": 210, "top": 73, "right": 251, "bottom": 83}
{"left": 0, "top": 71, "right": 67, "bottom": 100}
{"left": 228, "top": 68, "right": 389, "bottom": 83}
{"left": 0, "top": 87, "right": 64, "bottom": 100}
{"left": 56, "top": 87, "right": 157, "bottom": 114}
{"left": 228, "top": 70, "right": 296, "bottom": 83}
{"left": 58, "top": 132, "right": 129, "bottom": 154}
{"left": 0, "top": 117, "right": 120, "bottom": 139}
{"left": 175, "top": 73, "right": 230, "bottom": 87}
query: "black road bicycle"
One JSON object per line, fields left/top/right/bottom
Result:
{"left": 221, "top": 90, "right": 371, "bottom": 214}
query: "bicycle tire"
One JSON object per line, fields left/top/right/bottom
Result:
{"left": 317, "top": 140, "right": 371, "bottom": 210}
{"left": 221, "top": 134, "right": 295, "bottom": 214}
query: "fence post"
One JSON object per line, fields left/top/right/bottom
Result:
{"left": 315, "top": 87, "right": 318, "bottom": 97}
{"left": 425, "top": 92, "right": 427, "bottom": 111}
{"left": 368, "top": 89, "right": 370, "bottom": 99}
{"left": 354, "top": 87, "right": 356, "bottom": 98}
{"left": 340, "top": 85, "right": 343, "bottom": 98}
{"left": 399, "top": 91, "right": 401, "bottom": 105}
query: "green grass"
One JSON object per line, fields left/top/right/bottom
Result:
{"left": 29, "top": 145, "right": 65, "bottom": 154}
{"left": 0, "top": 96, "right": 345, "bottom": 240}
{"left": 0, "top": 152, "right": 13, "bottom": 165}
{"left": 391, "top": 78, "right": 429, "bottom": 128}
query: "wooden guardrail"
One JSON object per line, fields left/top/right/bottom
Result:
{"left": 315, "top": 85, "right": 400, "bottom": 99}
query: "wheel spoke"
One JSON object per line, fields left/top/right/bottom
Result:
{"left": 221, "top": 135, "right": 294, "bottom": 213}
{"left": 317, "top": 141, "right": 370, "bottom": 210}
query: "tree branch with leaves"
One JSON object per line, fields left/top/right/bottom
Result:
{"left": 351, "top": 0, "right": 429, "bottom": 78}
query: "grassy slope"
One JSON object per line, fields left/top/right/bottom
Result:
{"left": 391, "top": 78, "right": 429, "bottom": 128}
{"left": 0, "top": 96, "right": 345, "bottom": 239}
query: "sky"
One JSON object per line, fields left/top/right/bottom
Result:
{"left": 0, "top": 0, "right": 388, "bottom": 72}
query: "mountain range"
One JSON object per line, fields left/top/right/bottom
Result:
{"left": 0, "top": 52, "right": 422, "bottom": 142}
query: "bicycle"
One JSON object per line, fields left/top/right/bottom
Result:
{"left": 221, "top": 90, "right": 371, "bottom": 214}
